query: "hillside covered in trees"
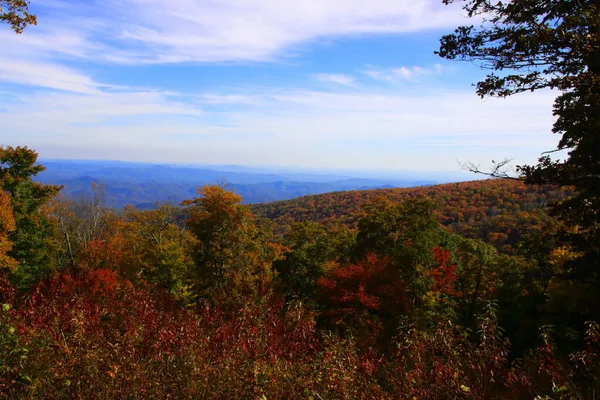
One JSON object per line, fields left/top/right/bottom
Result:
{"left": 0, "top": 146, "right": 598, "bottom": 399}
{"left": 253, "top": 180, "right": 571, "bottom": 254}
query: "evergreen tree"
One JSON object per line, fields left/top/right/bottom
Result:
{"left": 0, "top": 146, "right": 61, "bottom": 287}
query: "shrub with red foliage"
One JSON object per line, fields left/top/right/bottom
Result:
{"left": 1, "top": 269, "right": 598, "bottom": 399}
{"left": 1, "top": 269, "right": 201, "bottom": 399}
{"left": 430, "top": 246, "right": 460, "bottom": 298}
{"left": 316, "top": 254, "right": 409, "bottom": 342}
{"left": 0, "top": 271, "right": 323, "bottom": 399}
{"left": 78, "top": 237, "right": 125, "bottom": 270}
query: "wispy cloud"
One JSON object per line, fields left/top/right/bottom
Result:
{"left": 1, "top": 89, "right": 203, "bottom": 135}
{"left": 313, "top": 73, "right": 355, "bottom": 86}
{"left": 364, "top": 64, "right": 444, "bottom": 83}
{"left": 0, "top": 58, "right": 116, "bottom": 94}
{"left": 7, "top": 0, "right": 466, "bottom": 65}
{"left": 0, "top": 0, "right": 555, "bottom": 171}
{"left": 199, "top": 93, "right": 260, "bottom": 105}
{"left": 0, "top": 78, "right": 558, "bottom": 169}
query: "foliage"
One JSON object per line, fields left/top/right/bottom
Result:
{"left": 274, "top": 221, "right": 355, "bottom": 303}
{"left": 355, "top": 198, "right": 441, "bottom": 260}
{"left": 0, "top": 151, "right": 598, "bottom": 398}
{"left": 0, "top": 0, "right": 36, "bottom": 33}
{"left": 0, "top": 192, "right": 17, "bottom": 269}
{"left": 120, "top": 204, "right": 196, "bottom": 301}
{"left": 316, "top": 253, "right": 409, "bottom": 344}
{"left": 355, "top": 198, "right": 456, "bottom": 310}
{"left": 438, "top": 0, "right": 600, "bottom": 335}
{"left": 438, "top": 0, "right": 600, "bottom": 98}
{"left": 253, "top": 179, "right": 570, "bottom": 255}
{"left": 1, "top": 270, "right": 597, "bottom": 399}
{"left": 184, "top": 185, "right": 285, "bottom": 304}
{"left": 0, "top": 146, "right": 61, "bottom": 288}
{"left": 0, "top": 270, "right": 204, "bottom": 399}
{"left": 0, "top": 271, "right": 320, "bottom": 399}
{"left": 445, "top": 237, "right": 499, "bottom": 327}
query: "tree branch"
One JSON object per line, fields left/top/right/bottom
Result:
{"left": 457, "top": 158, "right": 524, "bottom": 180}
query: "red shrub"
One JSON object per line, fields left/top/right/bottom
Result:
{"left": 430, "top": 246, "right": 460, "bottom": 298}
{"left": 78, "top": 237, "right": 125, "bottom": 270}
{"left": 316, "top": 254, "right": 409, "bottom": 341}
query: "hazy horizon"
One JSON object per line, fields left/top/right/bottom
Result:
{"left": 38, "top": 157, "right": 486, "bottom": 183}
{"left": 36, "top": 157, "right": 482, "bottom": 208}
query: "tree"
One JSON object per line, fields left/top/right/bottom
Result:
{"left": 438, "top": 1, "right": 600, "bottom": 308}
{"left": 184, "top": 185, "right": 284, "bottom": 302}
{"left": 274, "top": 221, "right": 355, "bottom": 303}
{"left": 445, "top": 237, "right": 499, "bottom": 327}
{"left": 50, "top": 183, "right": 115, "bottom": 270}
{"left": 316, "top": 253, "right": 409, "bottom": 342}
{"left": 0, "top": 146, "right": 61, "bottom": 287}
{"left": 438, "top": 0, "right": 600, "bottom": 190}
{"left": 0, "top": 191, "right": 17, "bottom": 269}
{"left": 1, "top": 0, "right": 36, "bottom": 33}
{"left": 355, "top": 198, "right": 448, "bottom": 305}
{"left": 120, "top": 203, "right": 195, "bottom": 300}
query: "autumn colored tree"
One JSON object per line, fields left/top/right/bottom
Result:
{"left": 184, "top": 185, "right": 284, "bottom": 303}
{"left": 0, "top": 0, "right": 36, "bottom": 33}
{"left": 275, "top": 221, "right": 355, "bottom": 303}
{"left": 0, "top": 146, "right": 61, "bottom": 287}
{"left": 355, "top": 198, "right": 449, "bottom": 306}
{"left": 422, "top": 246, "right": 460, "bottom": 320}
{"left": 316, "top": 254, "right": 410, "bottom": 343}
{"left": 0, "top": 192, "right": 17, "bottom": 269}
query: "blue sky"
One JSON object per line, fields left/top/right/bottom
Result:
{"left": 0, "top": 0, "right": 559, "bottom": 172}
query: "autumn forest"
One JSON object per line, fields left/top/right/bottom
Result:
{"left": 0, "top": 145, "right": 597, "bottom": 399}
{"left": 2, "top": 0, "right": 600, "bottom": 399}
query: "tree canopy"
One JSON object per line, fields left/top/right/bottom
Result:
{"left": 438, "top": 0, "right": 600, "bottom": 306}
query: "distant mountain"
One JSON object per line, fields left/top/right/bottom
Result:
{"left": 36, "top": 159, "right": 438, "bottom": 208}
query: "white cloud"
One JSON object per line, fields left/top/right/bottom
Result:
{"left": 1, "top": 89, "right": 202, "bottom": 131}
{"left": 4, "top": 0, "right": 467, "bottom": 64}
{"left": 220, "top": 89, "right": 555, "bottom": 144}
{"left": 0, "top": 1, "right": 556, "bottom": 170}
{"left": 0, "top": 80, "right": 559, "bottom": 170}
{"left": 364, "top": 64, "right": 444, "bottom": 82}
{"left": 0, "top": 58, "right": 114, "bottom": 94}
{"left": 313, "top": 73, "right": 355, "bottom": 86}
{"left": 200, "top": 93, "right": 259, "bottom": 105}
{"left": 113, "top": 0, "right": 466, "bottom": 63}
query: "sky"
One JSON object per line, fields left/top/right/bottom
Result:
{"left": 0, "top": 0, "right": 560, "bottom": 172}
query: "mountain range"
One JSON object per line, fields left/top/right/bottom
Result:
{"left": 35, "top": 159, "right": 475, "bottom": 208}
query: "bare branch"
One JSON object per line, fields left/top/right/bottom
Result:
{"left": 458, "top": 158, "right": 524, "bottom": 181}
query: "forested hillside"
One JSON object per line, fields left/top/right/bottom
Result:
{"left": 253, "top": 180, "right": 571, "bottom": 254}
